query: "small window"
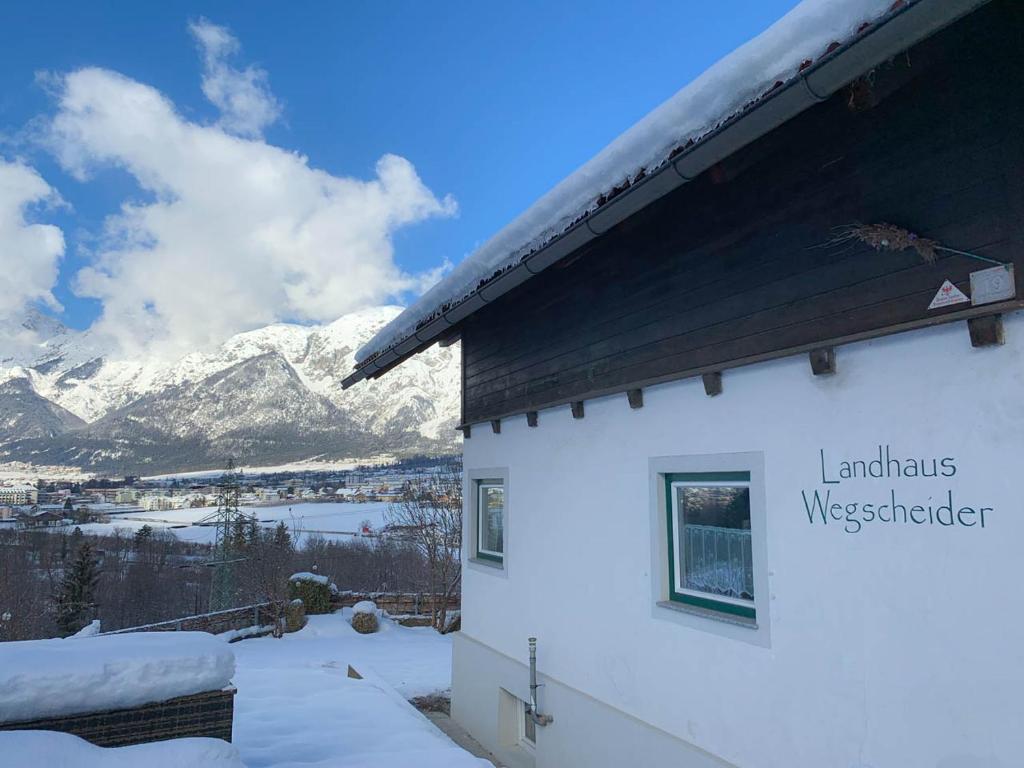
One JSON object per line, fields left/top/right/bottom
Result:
{"left": 521, "top": 701, "right": 536, "bottom": 747}
{"left": 666, "top": 472, "right": 755, "bottom": 621}
{"left": 499, "top": 688, "right": 535, "bottom": 752}
{"left": 476, "top": 480, "right": 504, "bottom": 563}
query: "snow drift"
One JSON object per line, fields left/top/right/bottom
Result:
{"left": 0, "top": 730, "right": 244, "bottom": 768}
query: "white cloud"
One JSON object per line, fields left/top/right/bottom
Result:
{"left": 189, "top": 18, "right": 281, "bottom": 138}
{"left": 42, "top": 22, "right": 456, "bottom": 358}
{"left": 0, "top": 159, "right": 65, "bottom": 320}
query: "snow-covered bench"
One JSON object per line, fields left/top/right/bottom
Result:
{"left": 0, "top": 632, "right": 236, "bottom": 747}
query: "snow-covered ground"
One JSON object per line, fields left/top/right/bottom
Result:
{"left": 2, "top": 611, "right": 488, "bottom": 767}
{"left": 229, "top": 610, "right": 485, "bottom": 767}
{"left": 70, "top": 502, "right": 392, "bottom": 545}
{"left": 142, "top": 459, "right": 388, "bottom": 481}
{"left": 3, "top": 731, "right": 245, "bottom": 768}
{"left": 0, "top": 461, "right": 93, "bottom": 482}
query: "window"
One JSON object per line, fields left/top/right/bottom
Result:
{"left": 476, "top": 480, "right": 504, "bottom": 563}
{"left": 499, "top": 688, "right": 535, "bottom": 753}
{"left": 520, "top": 700, "right": 537, "bottom": 748}
{"left": 666, "top": 472, "right": 755, "bottom": 621}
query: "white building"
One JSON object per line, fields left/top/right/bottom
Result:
{"left": 140, "top": 494, "right": 185, "bottom": 512}
{"left": 115, "top": 488, "right": 139, "bottom": 504}
{"left": 345, "top": 2, "right": 1023, "bottom": 766}
{"left": 0, "top": 485, "right": 38, "bottom": 506}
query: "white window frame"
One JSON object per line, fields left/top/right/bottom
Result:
{"left": 669, "top": 478, "right": 755, "bottom": 617}
{"left": 476, "top": 481, "right": 505, "bottom": 562}
{"left": 518, "top": 697, "right": 537, "bottom": 752}
{"left": 465, "top": 466, "right": 510, "bottom": 575}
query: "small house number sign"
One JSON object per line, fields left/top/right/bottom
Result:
{"left": 970, "top": 264, "right": 1015, "bottom": 306}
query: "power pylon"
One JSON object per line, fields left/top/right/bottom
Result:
{"left": 198, "top": 458, "right": 255, "bottom": 611}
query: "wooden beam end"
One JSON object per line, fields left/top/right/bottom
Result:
{"left": 526, "top": 411, "right": 539, "bottom": 427}
{"left": 437, "top": 331, "right": 461, "bottom": 348}
{"left": 809, "top": 347, "right": 837, "bottom": 376}
{"left": 490, "top": 419, "right": 501, "bottom": 434}
{"left": 571, "top": 401, "right": 585, "bottom": 420}
{"left": 626, "top": 389, "right": 644, "bottom": 409}
{"left": 702, "top": 372, "right": 723, "bottom": 397}
{"left": 968, "top": 314, "right": 1004, "bottom": 348}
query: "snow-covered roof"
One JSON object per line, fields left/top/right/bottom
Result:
{"left": 348, "top": 0, "right": 985, "bottom": 384}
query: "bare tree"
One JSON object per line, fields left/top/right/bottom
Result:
{"left": 237, "top": 522, "right": 298, "bottom": 637}
{"left": 0, "top": 532, "right": 54, "bottom": 640}
{"left": 385, "top": 466, "right": 462, "bottom": 631}
{"left": 298, "top": 534, "right": 425, "bottom": 594}
{"left": 0, "top": 526, "right": 216, "bottom": 639}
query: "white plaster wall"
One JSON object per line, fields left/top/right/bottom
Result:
{"left": 458, "top": 312, "right": 1024, "bottom": 768}
{"left": 452, "top": 632, "right": 735, "bottom": 768}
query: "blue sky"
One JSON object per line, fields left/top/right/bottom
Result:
{"left": 1, "top": 0, "right": 798, "bottom": 346}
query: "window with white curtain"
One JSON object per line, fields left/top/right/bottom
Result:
{"left": 666, "top": 472, "right": 755, "bottom": 621}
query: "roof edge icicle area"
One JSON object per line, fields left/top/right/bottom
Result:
{"left": 345, "top": 0, "right": 990, "bottom": 388}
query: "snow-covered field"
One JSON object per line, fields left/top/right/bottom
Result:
{"left": 71, "top": 502, "right": 392, "bottom": 545}
{"left": 142, "top": 459, "right": 393, "bottom": 481}
{"left": 2, "top": 610, "right": 487, "bottom": 768}
{"left": 0, "top": 462, "right": 93, "bottom": 482}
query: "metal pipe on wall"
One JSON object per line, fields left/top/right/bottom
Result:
{"left": 528, "top": 636, "right": 553, "bottom": 726}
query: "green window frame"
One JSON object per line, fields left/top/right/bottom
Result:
{"left": 475, "top": 480, "right": 505, "bottom": 563}
{"left": 665, "top": 472, "right": 755, "bottom": 621}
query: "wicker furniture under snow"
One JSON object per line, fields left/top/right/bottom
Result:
{"left": 0, "top": 630, "right": 237, "bottom": 748}
{"left": 0, "top": 686, "right": 236, "bottom": 747}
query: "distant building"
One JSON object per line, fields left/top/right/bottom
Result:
{"left": 0, "top": 485, "right": 38, "bottom": 506}
{"left": 16, "top": 509, "right": 65, "bottom": 529}
{"left": 140, "top": 495, "right": 184, "bottom": 511}
{"left": 115, "top": 488, "right": 139, "bottom": 504}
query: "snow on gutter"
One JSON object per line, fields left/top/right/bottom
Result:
{"left": 344, "top": 0, "right": 991, "bottom": 389}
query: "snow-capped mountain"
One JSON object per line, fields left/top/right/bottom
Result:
{"left": 0, "top": 307, "right": 460, "bottom": 474}
{"left": 0, "top": 377, "right": 86, "bottom": 441}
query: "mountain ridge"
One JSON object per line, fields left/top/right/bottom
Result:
{"left": 0, "top": 306, "right": 460, "bottom": 475}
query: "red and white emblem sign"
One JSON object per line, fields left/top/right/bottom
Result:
{"left": 928, "top": 279, "right": 970, "bottom": 310}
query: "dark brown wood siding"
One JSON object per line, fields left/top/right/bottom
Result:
{"left": 461, "top": 1, "right": 1024, "bottom": 426}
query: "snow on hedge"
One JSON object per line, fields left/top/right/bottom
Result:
{"left": 0, "top": 632, "right": 235, "bottom": 722}
{"left": 289, "top": 571, "right": 328, "bottom": 584}
{"left": 1, "top": 731, "right": 244, "bottom": 768}
{"left": 356, "top": 0, "right": 903, "bottom": 364}
{"left": 353, "top": 600, "right": 378, "bottom": 615}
